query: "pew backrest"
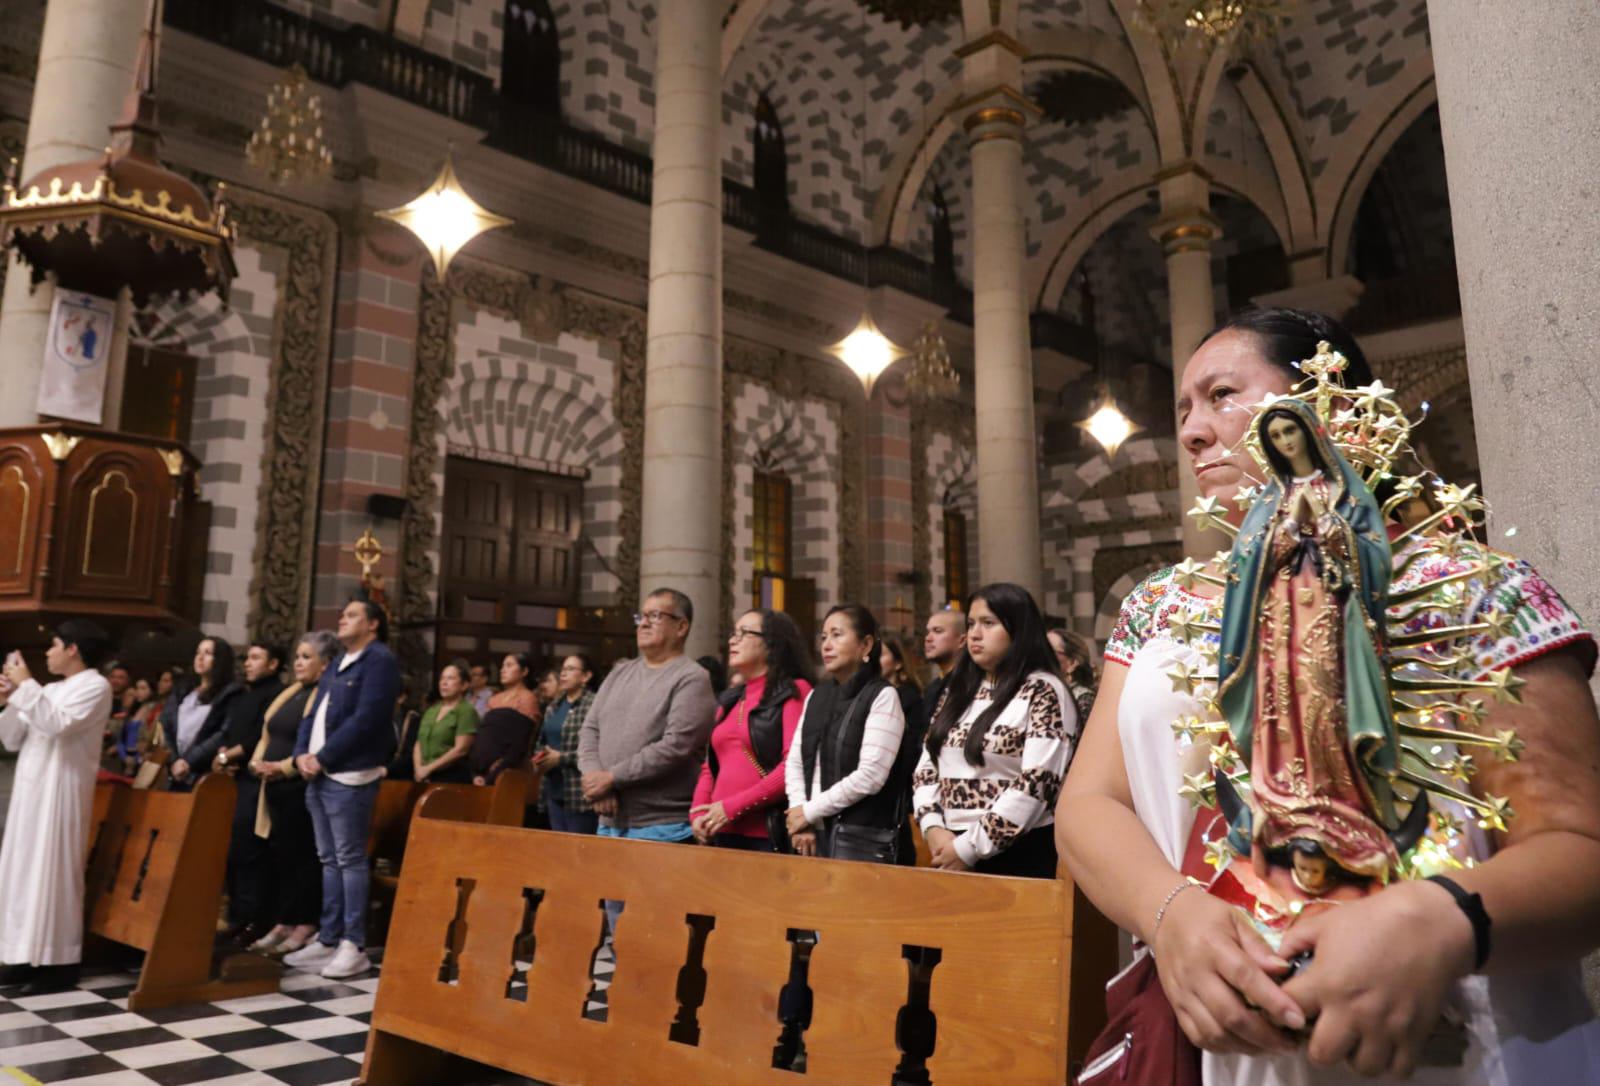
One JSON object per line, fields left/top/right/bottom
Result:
{"left": 364, "top": 820, "right": 1078, "bottom": 1086}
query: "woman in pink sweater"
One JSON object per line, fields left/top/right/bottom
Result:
{"left": 690, "top": 609, "right": 814, "bottom": 851}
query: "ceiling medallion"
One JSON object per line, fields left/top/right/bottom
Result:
{"left": 246, "top": 63, "right": 334, "bottom": 186}
{"left": 1132, "top": 0, "right": 1294, "bottom": 42}
{"left": 862, "top": 0, "right": 961, "bottom": 30}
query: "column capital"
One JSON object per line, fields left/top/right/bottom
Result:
{"left": 957, "top": 86, "right": 1039, "bottom": 144}
{"left": 1150, "top": 207, "right": 1223, "bottom": 256}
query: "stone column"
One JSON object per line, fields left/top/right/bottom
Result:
{"left": 639, "top": 0, "right": 722, "bottom": 657}
{"left": 1152, "top": 164, "right": 1222, "bottom": 559}
{"left": 966, "top": 101, "right": 1044, "bottom": 600}
{"left": 0, "top": 0, "right": 147, "bottom": 427}
{"left": 1426, "top": 0, "right": 1600, "bottom": 1008}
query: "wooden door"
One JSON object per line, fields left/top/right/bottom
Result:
{"left": 441, "top": 459, "right": 516, "bottom": 622}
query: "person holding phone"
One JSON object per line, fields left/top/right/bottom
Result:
{"left": 0, "top": 622, "right": 115, "bottom": 995}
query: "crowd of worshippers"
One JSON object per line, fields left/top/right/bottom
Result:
{"left": 0, "top": 582, "right": 1099, "bottom": 993}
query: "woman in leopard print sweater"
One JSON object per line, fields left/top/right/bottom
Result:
{"left": 913, "top": 582, "right": 1079, "bottom": 879}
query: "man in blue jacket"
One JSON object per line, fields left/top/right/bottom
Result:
{"left": 283, "top": 598, "right": 400, "bottom": 979}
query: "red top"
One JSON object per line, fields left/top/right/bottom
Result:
{"left": 691, "top": 674, "right": 809, "bottom": 838}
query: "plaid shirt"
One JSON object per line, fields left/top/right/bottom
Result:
{"left": 553, "top": 690, "right": 595, "bottom": 812}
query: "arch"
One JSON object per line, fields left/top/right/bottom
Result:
{"left": 1227, "top": 61, "right": 1316, "bottom": 252}
{"left": 1108, "top": 1, "right": 1191, "bottom": 162}
{"left": 1044, "top": 436, "right": 1181, "bottom": 513}
{"left": 721, "top": 0, "right": 780, "bottom": 76}
{"left": 1207, "top": 156, "right": 1290, "bottom": 258}
{"left": 447, "top": 356, "right": 624, "bottom": 471}
{"left": 1031, "top": 168, "right": 1157, "bottom": 310}
{"left": 1323, "top": 68, "right": 1439, "bottom": 278}
{"left": 872, "top": 26, "right": 1148, "bottom": 249}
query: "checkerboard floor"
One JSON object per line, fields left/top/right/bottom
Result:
{"left": 0, "top": 945, "right": 617, "bottom": 1085}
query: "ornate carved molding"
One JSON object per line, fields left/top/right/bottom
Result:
{"left": 229, "top": 189, "right": 337, "bottom": 650}
{"left": 398, "top": 259, "right": 647, "bottom": 679}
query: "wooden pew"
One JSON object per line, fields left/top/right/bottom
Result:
{"left": 358, "top": 815, "right": 1117, "bottom": 1086}
{"left": 367, "top": 768, "right": 537, "bottom": 945}
{"left": 84, "top": 775, "right": 282, "bottom": 1010}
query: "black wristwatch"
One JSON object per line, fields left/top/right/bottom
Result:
{"left": 1427, "top": 874, "right": 1492, "bottom": 971}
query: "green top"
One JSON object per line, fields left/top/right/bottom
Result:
{"left": 417, "top": 699, "right": 479, "bottom": 764}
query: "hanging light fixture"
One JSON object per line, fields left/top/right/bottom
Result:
{"left": 906, "top": 320, "right": 960, "bottom": 401}
{"left": 826, "top": 310, "right": 909, "bottom": 398}
{"left": 1132, "top": 0, "right": 1293, "bottom": 42}
{"left": 1080, "top": 386, "right": 1140, "bottom": 457}
{"left": 376, "top": 153, "right": 512, "bottom": 278}
{"left": 246, "top": 63, "right": 333, "bottom": 186}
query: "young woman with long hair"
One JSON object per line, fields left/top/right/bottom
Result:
{"left": 913, "top": 583, "right": 1077, "bottom": 878}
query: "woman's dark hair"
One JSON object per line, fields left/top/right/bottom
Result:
{"left": 696, "top": 655, "right": 729, "bottom": 696}
{"left": 878, "top": 635, "right": 920, "bottom": 689}
{"left": 928, "top": 583, "right": 1059, "bottom": 768}
{"left": 1200, "top": 306, "right": 1374, "bottom": 388}
{"left": 1049, "top": 629, "right": 1096, "bottom": 689}
{"left": 743, "top": 609, "right": 816, "bottom": 697}
{"left": 503, "top": 652, "right": 536, "bottom": 689}
{"left": 823, "top": 603, "right": 882, "bottom": 680}
{"left": 196, "top": 636, "right": 236, "bottom": 705}
{"left": 1258, "top": 407, "right": 1332, "bottom": 482}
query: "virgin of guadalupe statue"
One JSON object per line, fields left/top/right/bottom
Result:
{"left": 1215, "top": 398, "right": 1410, "bottom": 900}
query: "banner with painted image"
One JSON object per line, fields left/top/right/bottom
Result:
{"left": 37, "top": 290, "right": 116, "bottom": 424}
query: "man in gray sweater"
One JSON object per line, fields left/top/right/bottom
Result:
{"left": 578, "top": 587, "right": 716, "bottom": 842}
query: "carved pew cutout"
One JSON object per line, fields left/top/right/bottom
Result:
{"left": 368, "top": 769, "right": 534, "bottom": 944}
{"left": 359, "top": 821, "right": 1091, "bottom": 1086}
{"left": 84, "top": 776, "right": 282, "bottom": 1010}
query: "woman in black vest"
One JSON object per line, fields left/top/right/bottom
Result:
{"left": 689, "top": 609, "right": 814, "bottom": 850}
{"left": 782, "top": 604, "right": 914, "bottom": 863}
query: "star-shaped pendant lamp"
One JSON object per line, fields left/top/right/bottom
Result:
{"left": 826, "top": 310, "right": 909, "bottom": 398}
{"left": 376, "top": 154, "right": 511, "bottom": 278}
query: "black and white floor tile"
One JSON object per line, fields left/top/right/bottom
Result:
{"left": 0, "top": 945, "right": 616, "bottom": 1086}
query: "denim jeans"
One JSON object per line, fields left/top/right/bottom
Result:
{"left": 547, "top": 797, "right": 599, "bottom": 835}
{"left": 305, "top": 776, "right": 379, "bottom": 948}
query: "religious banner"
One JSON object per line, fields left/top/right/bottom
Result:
{"left": 36, "top": 290, "right": 116, "bottom": 424}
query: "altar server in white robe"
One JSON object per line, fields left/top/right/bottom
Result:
{"left": 0, "top": 620, "right": 113, "bottom": 994}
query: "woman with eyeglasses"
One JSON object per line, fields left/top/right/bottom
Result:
{"left": 536, "top": 653, "right": 599, "bottom": 834}
{"left": 469, "top": 652, "right": 542, "bottom": 786}
{"left": 914, "top": 583, "right": 1077, "bottom": 879}
{"left": 783, "top": 604, "right": 916, "bottom": 863}
{"left": 690, "top": 610, "right": 815, "bottom": 851}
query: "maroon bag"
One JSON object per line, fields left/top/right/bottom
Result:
{"left": 1075, "top": 810, "right": 1226, "bottom": 1084}
{"left": 1075, "top": 952, "right": 1201, "bottom": 1084}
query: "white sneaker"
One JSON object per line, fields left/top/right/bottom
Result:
{"left": 283, "top": 941, "right": 339, "bottom": 970}
{"left": 320, "top": 939, "right": 371, "bottom": 979}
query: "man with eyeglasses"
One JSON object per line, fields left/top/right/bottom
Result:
{"left": 577, "top": 588, "right": 716, "bottom": 845}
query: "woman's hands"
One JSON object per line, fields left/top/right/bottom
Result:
{"left": 785, "top": 805, "right": 812, "bottom": 837}
{"left": 791, "top": 830, "right": 817, "bottom": 856}
{"left": 1278, "top": 879, "right": 1474, "bottom": 1078}
{"left": 690, "top": 801, "right": 729, "bottom": 843}
{"left": 1152, "top": 888, "right": 1305, "bottom": 1055}
{"left": 924, "top": 826, "right": 970, "bottom": 871}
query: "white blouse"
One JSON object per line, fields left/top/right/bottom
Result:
{"left": 1110, "top": 565, "right": 1600, "bottom": 1086}
{"left": 783, "top": 686, "right": 905, "bottom": 827}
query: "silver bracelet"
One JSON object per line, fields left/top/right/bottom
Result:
{"left": 1151, "top": 879, "right": 1203, "bottom": 946}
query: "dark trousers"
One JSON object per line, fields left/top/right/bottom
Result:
{"left": 263, "top": 778, "right": 321, "bottom": 927}
{"left": 227, "top": 776, "right": 265, "bottom": 924}
{"left": 547, "top": 796, "right": 599, "bottom": 835}
{"left": 972, "top": 824, "right": 1059, "bottom": 879}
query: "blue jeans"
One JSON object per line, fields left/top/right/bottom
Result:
{"left": 305, "top": 776, "right": 379, "bottom": 948}
{"left": 547, "top": 797, "right": 599, "bottom": 835}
